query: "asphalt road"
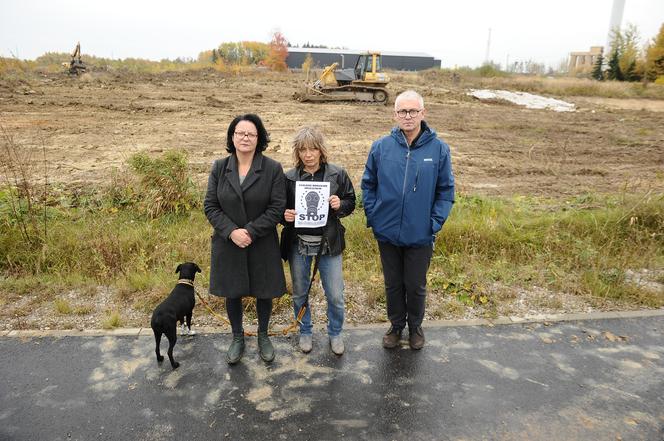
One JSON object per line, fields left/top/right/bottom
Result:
{"left": 2, "top": 314, "right": 663, "bottom": 441}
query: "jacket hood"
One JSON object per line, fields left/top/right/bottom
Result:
{"left": 390, "top": 121, "right": 436, "bottom": 148}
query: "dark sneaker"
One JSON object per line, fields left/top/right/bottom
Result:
{"left": 257, "top": 331, "right": 275, "bottom": 363}
{"left": 409, "top": 326, "right": 425, "bottom": 350}
{"left": 382, "top": 326, "right": 402, "bottom": 349}
{"left": 226, "top": 334, "right": 245, "bottom": 364}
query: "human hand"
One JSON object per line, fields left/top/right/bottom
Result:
{"left": 284, "top": 209, "right": 296, "bottom": 223}
{"left": 329, "top": 195, "right": 341, "bottom": 211}
{"left": 230, "top": 228, "right": 252, "bottom": 248}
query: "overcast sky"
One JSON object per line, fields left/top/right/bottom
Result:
{"left": 1, "top": 0, "right": 662, "bottom": 68}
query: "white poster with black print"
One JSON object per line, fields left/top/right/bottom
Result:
{"left": 294, "top": 181, "right": 330, "bottom": 228}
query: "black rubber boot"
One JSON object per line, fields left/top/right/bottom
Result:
{"left": 257, "top": 331, "right": 275, "bottom": 363}
{"left": 226, "top": 334, "right": 245, "bottom": 365}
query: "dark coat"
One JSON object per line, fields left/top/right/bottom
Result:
{"left": 280, "top": 163, "right": 356, "bottom": 260}
{"left": 204, "top": 152, "right": 287, "bottom": 299}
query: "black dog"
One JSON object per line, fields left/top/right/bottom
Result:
{"left": 151, "top": 262, "right": 201, "bottom": 369}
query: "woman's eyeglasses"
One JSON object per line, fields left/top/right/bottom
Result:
{"left": 234, "top": 131, "right": 258, "bottom": 140}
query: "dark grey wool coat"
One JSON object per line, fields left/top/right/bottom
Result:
{"left": 204, "top": 152, "right": 287, "bottom": 299}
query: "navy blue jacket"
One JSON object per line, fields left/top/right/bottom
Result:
{"left": 361, "top": 122, "right": 455, "bottom": 247}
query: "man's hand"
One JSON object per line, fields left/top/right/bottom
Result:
{"left": 230, "top": 228, "right": 252, "bottom": 248}
{"left": 329, "top": 195, "right": 341, "bottom": 211}
{"left": 284, "top": 209, "right": 296, "bottom": 223}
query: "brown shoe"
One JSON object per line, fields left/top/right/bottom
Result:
{"left": 382, "top": 326, "right": 402, "bottom": 349}
{"left": 409, "top": 326, "right": 425, "bottom": 350}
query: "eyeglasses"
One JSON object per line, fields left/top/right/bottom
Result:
{"left": 234, "top": 131, "right": 258, "bottom": 140}
{"left": 396, "top": 109, "right": 423, "bottom": 118}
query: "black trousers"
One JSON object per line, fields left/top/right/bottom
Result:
{"left": 226, "top": 298, "right": 272, "bottom": 336}
{"left": 377, "top": 241, "right": 433, "bottom": 330}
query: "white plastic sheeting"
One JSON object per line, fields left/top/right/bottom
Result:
{"left": 468, "top": 89, "right": 576, "bottom": 112}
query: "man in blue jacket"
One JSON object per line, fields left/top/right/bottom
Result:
{"left": 361, "top": 90, "right": 455, "bottom": 350}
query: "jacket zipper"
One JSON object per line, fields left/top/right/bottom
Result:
{"left": 398, "top": 132, "right": 411, "bottom": 242}
{"left": 402, "top": 149, "right": 411, "bottom": 196}
{"left": 401, "top": 131, "right": 411, "bottom": 197}
{"left": 414, "top": 167, "right": 419, "bottom": 192}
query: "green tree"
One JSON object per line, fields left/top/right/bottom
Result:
{"left": 624, "top": 60, "right": 638, "bottom": 81}
{"left": 211, "top": 49, "right": 218, "bottom": 64}
{"left": 618, "top": 24, "right": 641, "bottom": 75}
{"left": 606, "top": 24, "right": 645, "bottom": 81}
{"left": 607, "top": 49, "right": 624, "bottom": 81}
{"left": 591, "top": 53, "right": 605, "bottom": 80}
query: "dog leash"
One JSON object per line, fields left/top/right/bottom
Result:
{"left": 183, "top": 233, "right": 326, "bottom": 337}
{"left": 193, "top": 287, "right": 302, "bottom": 337}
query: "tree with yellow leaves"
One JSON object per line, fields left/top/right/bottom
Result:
{"left": 645, "top": 23, "right": 664, "bottom": 82}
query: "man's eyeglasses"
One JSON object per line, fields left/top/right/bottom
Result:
{"left": 234, "top": 131, "right": 258, "bottom": 140}
{"left": 396, "top": 109, "right": 423, "bottom": 118}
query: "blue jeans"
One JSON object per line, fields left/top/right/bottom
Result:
{"left": 289, "top": 250, "right": 345, "bottom": 337}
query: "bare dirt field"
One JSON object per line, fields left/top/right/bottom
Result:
{"left": 1, "top": 69, "right": 663, "bottom": 331}
{"left": 1, "top": 69, "right": 663, "bottom": 197}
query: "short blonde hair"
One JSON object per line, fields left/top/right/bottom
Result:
{"left": 291, "top": 125, "right": 329, "bottom": 167}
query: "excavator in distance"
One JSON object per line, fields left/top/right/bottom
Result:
{"left": 295, "top": 52, "right": 389, "bottom": 104}
{"left": 64, "top": 42, "right": 86, "bottom": 75}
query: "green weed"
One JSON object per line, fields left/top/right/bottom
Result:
{"left": 53, "top": 298, "right": 72, "bottom": 315}
{"left": 102, "top": 311, "right": 122, "bottom": 329}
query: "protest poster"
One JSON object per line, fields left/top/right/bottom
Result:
{"left": 294, "top": 181, "right": 330, "bottom": 228}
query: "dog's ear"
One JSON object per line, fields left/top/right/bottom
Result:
{"left": 175, "top": 264, "right": 182, "bottom": 274}
{"left": 195, "top": 263, "right": 202, "bottom": 273}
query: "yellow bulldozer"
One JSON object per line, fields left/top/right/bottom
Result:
{"left": 295, "top": 52, "right": 389, "bottom": 104}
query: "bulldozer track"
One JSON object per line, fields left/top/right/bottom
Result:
{"left": 295, "top": 85, "right": 389, "bottom": 105}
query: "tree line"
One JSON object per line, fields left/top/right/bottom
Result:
{"left": 592, "top": 23, "right": 664, "bottom": 83}
{"left": 197, "top": 32, "right": 288, "bottom": 72}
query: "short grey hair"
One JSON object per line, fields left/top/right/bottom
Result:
{"left": 394, "top": 90, "right": 424, "bottom": 110}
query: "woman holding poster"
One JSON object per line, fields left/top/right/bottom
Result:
{"left": 281, "top": 126, "right": 355, "bottom": 356}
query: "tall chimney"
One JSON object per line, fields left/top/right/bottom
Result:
{"left": 606, "top": 0, "right": 626, "bottom": 55}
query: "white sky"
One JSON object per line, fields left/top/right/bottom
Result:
{"left": 1, "top": 0, "right": 662, "bottom": 68}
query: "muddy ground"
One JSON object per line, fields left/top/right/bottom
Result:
{"left": 1, "top": 69, "right": 663, "bottom": 331}
{"left": 1, "top": 69, "right": 663, "bottom": 196}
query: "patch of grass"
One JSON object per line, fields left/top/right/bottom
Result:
{"left": 127, "top": 150, "right": 201, "bottom": 218}
{"left": 73, "top": 304, "right": 94, "bottom": 315}
{"left": 53, "top": 298, "right": 72, "bottom": 315}
{"left": 102, "top": 311, "right": 122, "bottom": 329}
{"left": 432, "top": 300, "right": 465, "bottom": 319}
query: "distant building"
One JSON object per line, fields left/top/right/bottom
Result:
{"left": 569, "top": 46, "right": 603, "bottom": 74}
{"left": 286, "top": 47, "right": 441, "bottom": 71}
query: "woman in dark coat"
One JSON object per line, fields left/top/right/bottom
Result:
{"left": 204, "top": 114, "right": 286, "bottom": 364}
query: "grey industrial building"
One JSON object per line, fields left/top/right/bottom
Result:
{"left": 286, "top": 48, "right": 441, "bottom": 71}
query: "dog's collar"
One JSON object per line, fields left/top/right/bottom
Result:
{"left": 177, "top": 279, "right": 194, "bottom": 287}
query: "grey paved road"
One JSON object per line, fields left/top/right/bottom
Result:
{"left": 2, "top": 315, "right": 663, "bottom": 441}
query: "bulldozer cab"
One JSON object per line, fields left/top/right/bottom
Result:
{"left": 354, "top": 53, "right": 387, "bottom": 85}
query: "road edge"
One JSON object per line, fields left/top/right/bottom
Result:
{"left": 2, "top": 308, "right": 663, "bottom": 338}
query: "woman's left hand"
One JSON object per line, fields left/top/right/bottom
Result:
{"left": 329, "top": 195, "right": 340, "bottom": 211}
